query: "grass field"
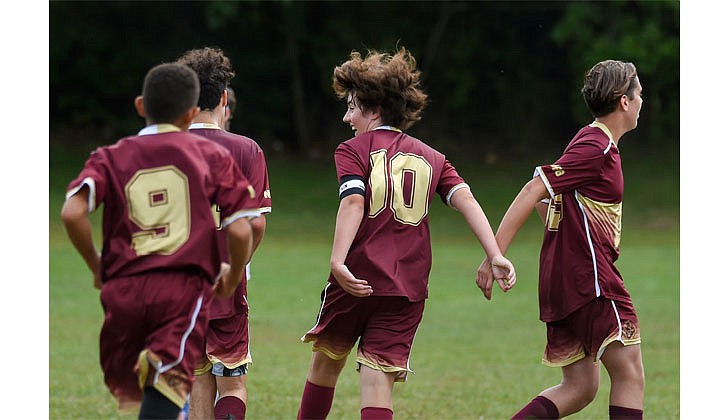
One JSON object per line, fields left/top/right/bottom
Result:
{"left": 49, "top": 145, "right": 679, "bottom": 419}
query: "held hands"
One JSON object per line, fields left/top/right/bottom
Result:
{"left": 331, "top": 262, "right": 373, "bottom": 297}
{"left": 476, "top": 255, "right": 517, "bottom": 300}
{"left": 212, "top": 262, "right": 239, "bottom": 298}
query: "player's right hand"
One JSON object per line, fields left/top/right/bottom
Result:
{"left": 331, "top": 263, "right": 373, "bottom": 297}
{"left": 212, "top": 262, "right": 238, "bottom": 298}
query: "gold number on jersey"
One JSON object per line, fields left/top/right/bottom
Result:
{"left": 550, "top": 164, "right": 565, "bottom": 177}
{"left": 211, "top": 204, "right": 223, "bottom": 230}
{"left": 125, "top": 166, "right": 191, "bottom": 255}
{"left": 546, "top": 194, "right": 563, "bottom": 231}
{"left": 369, "top": 150, "right": 388, "bottom": 217}
{"left": 368, "top": 150, "right": 433, "bottom": 226}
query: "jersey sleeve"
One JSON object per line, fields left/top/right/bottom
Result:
{"left": 65, "top": 148, "right": 108, "bottom": 213}
{"left": 535, "top": 138, "right": 609, "bottom": 199}
{"left": 334, "top": 141, "right": 368, "bottom": 199}
{"left": 242, "top": 142, "right": 272, "bottom": 214}
{"left": 334, "top": 141, "right": 367, "bottom": 179}
{"left": 213, "top": 150, "right": 260, "bottom": 228}
{"left": 436, "top": 158, "right": 468, "bottom": 208}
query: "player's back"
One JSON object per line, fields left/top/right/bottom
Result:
{"left": 68, "top": 126, "right": 254, "bottom": 283}
{"left": 333, "top": 128, "right": 467, "bottom": 301}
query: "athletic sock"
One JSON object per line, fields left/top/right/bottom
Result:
{"left": 361, "top": 406, "right": 393, "bottom": 420}
{"left": 138, "top": 386, "right": 183, "bottom": 419}
{"left": 214, "top": 395, "right": 246, "bottom": 420}
{"left": 511, "top": 395, "right": 560, "bottom": 419}
{"left": 297, "top": 380, "right": 336, "bottom": 420}
{"left": 609, "top": 405, "right": 643, "bottom": 419}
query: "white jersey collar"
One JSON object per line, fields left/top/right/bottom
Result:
{"left": 189, "top": 122, "right": 221, "bottom": 130}
{"left": 374, "top": 125, "right": 402, "bottom": 133}
{"left": 138, "top": 124, "right": 181, "bottom": 136}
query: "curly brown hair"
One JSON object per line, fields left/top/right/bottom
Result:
{"left": 332, "top": 47, "right": 428, "bottom": 130}
{"left": 176, "top": 47, "right": 235, "bottom": 111}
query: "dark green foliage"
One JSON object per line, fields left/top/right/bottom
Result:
{"left": 50, "top": 1, "right": 679, "bottom": 162}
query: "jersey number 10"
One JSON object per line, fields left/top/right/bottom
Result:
{"left": 368, "top": 150, "right": 432, "bottom": 226}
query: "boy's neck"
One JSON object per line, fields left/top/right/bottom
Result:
{"left": 193, "top": 108, "right": 225, "bottom": 127}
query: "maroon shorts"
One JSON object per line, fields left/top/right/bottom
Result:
{"left": 195, "top": 302, "right": 251, "bottom": 374}
{"left": 99, "top": 271, "right": 213, "bottom": 408}
{"left": 543, "top": 296, "right": 641, "bottom": 367}
{"left": 301, "top": 283, "right": 425, "bottom": 382}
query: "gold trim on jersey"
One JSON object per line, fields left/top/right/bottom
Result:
{"left": 575, "top": 193, "right": 622, "bottom": 249}
{"left": 589, "top": 121, "right": 617, "bottom": 153}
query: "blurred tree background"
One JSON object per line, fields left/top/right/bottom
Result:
{"left": 49, "top": 0, "right": 679, "bottom": 164}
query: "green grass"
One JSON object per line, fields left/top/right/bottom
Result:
{"left": 49, "top": 146, "right": 679, "bottom": 419}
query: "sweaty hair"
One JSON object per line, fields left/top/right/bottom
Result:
{"left": 581, "top": 60, "right": 639, "bottom": 117}
{"left": 142, "top": 63, "right": 200, "bottom": 124}
{"left": 332, "top": 47, "right": 428, "bottom": 130}
{"left": 176, "top": 47, "right": 236, "bottom": 111}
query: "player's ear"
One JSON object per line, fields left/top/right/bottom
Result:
{"left": 134, "top": 96, "right": 146, "bottom": 118}
{"left": 620, "top": 94, "right": 629, "bottom": 112}
{"left": 369, "top": 106, "right": 382, "bottom": 120}
{"left": 221, "top": 88, "right": 228, "bottom": 109}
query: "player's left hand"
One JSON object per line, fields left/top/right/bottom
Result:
{"left": 491, "top": 255, "right": 516, "bottom": 292}
{"left": 476, "top": 256, "right": 516, "bottom": 300}
{"left": 331, "top": 263, "right": 373, "bottom": 297}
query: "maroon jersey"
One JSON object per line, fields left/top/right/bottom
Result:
{"left": 65, "top": 124, "right": 259, "bottom": 283}
{"left": 535, "top": 122, "right": 631, "bottom": 322}
{"left": 189, "top": 123, "right": 272, "bottom": 318}
{"left": 334, "top": 127, "right": 468, "bottom": 302}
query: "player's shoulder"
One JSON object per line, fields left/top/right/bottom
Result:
{"left": 183, "top": 131, "right": 236, "bottom": 159}
{"left": 567, "top": 124, "right": 612, "bottom": 152}
{"left": 205, "top": 129, "right": 263, "bottom": 153}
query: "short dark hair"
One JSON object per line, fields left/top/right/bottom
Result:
{"left": 142, "top": 63, "right": 200, "bottom": 123}
{"left": 581, "top": 60, "right": 638, "bottom": 117}
{"left": 177, "top": 47, "right": 235, "bottom": 111}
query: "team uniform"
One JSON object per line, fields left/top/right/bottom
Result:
{"left": 534, "top": 121, "right": 641, "bottom": 367}
{"left": 65, "top": 124, "right": 259, "bottom": 409}
{"left": 188, "top": 122, "right": 272, "bottom": 377}
{"left": 301, "top": 126, "right": 469, "bottom": 381}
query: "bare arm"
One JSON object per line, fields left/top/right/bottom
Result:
{"left": 535, "top": 201, "right": 549, "bottom": 225}
{"left": 495, "top": 177, "right": 550, "bottom": 254}
{"left": 60, "top": 188, "right": 102, "bottom": 289}
{"left": 213, "top": 217, "right": 253, "bottom": 298}
{"left": 449, "top": 187, "right": 516, "bottom": 300}
{"left": 329, "top": 194, "right": 372, "bottom": 297}
{"left": 249, "top": 214, "right": 267, "bottom": 256}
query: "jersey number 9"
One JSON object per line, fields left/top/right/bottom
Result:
{"left": 125, "top": 166, "right": 191, "bottom": 255}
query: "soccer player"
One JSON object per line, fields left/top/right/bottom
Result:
{"left": 177, "top": 46, "right": 272, "bottom": 420}
{"left": 60, "top": 62, "right": 259, "bottom": 420}
{"left": 296, "top": 47, "right": 516, "bottom": 420}
{"left": 479, "top": 60, "right": 645, "bottom": 419}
